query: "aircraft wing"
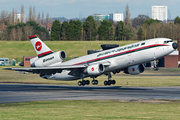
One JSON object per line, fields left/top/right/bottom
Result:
{"left": 3, "top": 61, "right": 111, "bottom": 75}
{"left": 3, "top": 65, "right": 86, "bottom": 74}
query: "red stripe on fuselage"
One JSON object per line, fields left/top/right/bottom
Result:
{"left": 38, "top": 50, "right": 53, "bottom": 57}
{"left": 73, "top": 44, "right": 170, "bottom": 65}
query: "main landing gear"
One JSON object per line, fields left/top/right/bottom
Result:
{"left": 92, "top": 78, "right": 98, "bottom": 85}
{"left": 104, "top": 72, "right": 116, "bottom": 86}
{"left": 78, "top": 79, "right": 98, "bottom": 86}
{"left": 78, "top": 72, "right": 116, "bottom": 86}
{"left": 78, "top": 80, "right": 90, "bottom": 86}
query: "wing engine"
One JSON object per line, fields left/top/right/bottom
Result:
{"left": 85, "top": 64, "right": 105, "bottom": 75}
{"left": 31, "top": 51, "right": 66, "bottom": 67}
{"left": 124, "top": 64, "right": 145, "bottom": 75}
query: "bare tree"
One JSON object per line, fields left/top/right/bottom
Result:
{"left": 49, "top": 17, "right": 52, "bottom": 25}
{"left": 0, "top": 24, "right": 6, "bottom": 40}
{"left": 20, "top": 4, "right": 25, "bottom": 23}
{"left": 17, "top": 26, "right": 23, "bottom": 41}
{"left": 124, "top": 4, "right": 132, "bottom": 27}
{"left": 24, "top": 25, "right": 33, "bottom": 40}
{"left": 32, "top": 6, "right": 36, "bottom": 21}
{"left": 10, "top": 28, "right": 17, "bottom": 41}
{"left": 0, "top": 29, "right": 7, "bottom": 40}
{"left": 11, "top": 8, "right": 15, "bottom": 25}
{"left": 46, "top": 12, "right": 49, "bottom": 24}
{"left": 42, "top": 12, "right": 44, "bottom": 25}
{"left": 0, "top": 10, "right": 9, "bottom": 24}
{"left": 28, "top": 6, "right": 32, "bottom": 21}
{"left": 142, "top": 23, "right": 148, "bottom": 39}
{"left": 132, "top": 15, "right": 150, "bottom": 27}
{"left": 37, "top": 12, "right": 41, "bottom": 25}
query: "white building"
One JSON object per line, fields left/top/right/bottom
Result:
{"left": 109, "top": 13, "right": 123, "bottom": 22}
{"left": 15, "top": 13, "right": 26, "bottom": 23}
{"left": 152, "top": 6, "right": 167, "bottom": 22}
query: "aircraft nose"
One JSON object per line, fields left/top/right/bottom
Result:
{"left": 172, "top": 42, "right": 178, "bottom": 49}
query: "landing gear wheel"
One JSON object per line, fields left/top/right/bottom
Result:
{"left": 92, "top": 80, "right": 98, "bottom": 85}
{"left": 108, "top": 80, "right": 112, "bottom": 86}
{"left": 92, "top": 80, "right": 95, "bottom": 85}
{"left": 82, "top": 81, "right": 86, "bottom": 86}
{"left": 85, "top": 80, "right": 90, "bottom": 85}
{"left": 112, "top": 80, "right": 116, "bottom": 85}
{"left": 95, "top": 80, "right": 98, "bottom": 85}
{"left": 78, "top": 81, "right": 82, "bottom": 86}
{"left": 104, "top": 81, "right": 108, "bottom": 86}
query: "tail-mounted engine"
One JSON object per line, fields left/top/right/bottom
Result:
{"left": 85, "top": 64, "right": 105, "bottom": 76}
{"left": 31, "top": 51, "right": 66, "bottom": 67}
{"left": 124, "top": 64, "right": 145, "bottom": 75}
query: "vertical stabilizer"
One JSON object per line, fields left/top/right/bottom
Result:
{"left": 29, "top": 35, "right": 53, "bottom": 58}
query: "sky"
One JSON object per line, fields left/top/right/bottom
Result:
{"left": 0, "top": 0, "right": 179, "bottom": 19}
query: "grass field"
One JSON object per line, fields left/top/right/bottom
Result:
{"left": 0, "top": 40, "right": 137, "bottom": 60}
{"left": 1, "top": 100, "right": 180, "bottom": 120}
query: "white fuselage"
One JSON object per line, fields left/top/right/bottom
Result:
{"left": 45, "top": 38, "right": 175, "bottom": 80}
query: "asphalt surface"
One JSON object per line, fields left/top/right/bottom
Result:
{"left": 1, "top": 84, "right": 180, "bottom": 103}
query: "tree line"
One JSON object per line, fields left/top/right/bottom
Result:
{"left": 51, "top": 4, "right": 180, "bottom": 41}
{"left": 51, "top": 16, "right": 133, "bottom": 41}
{"left": 3, "top": 21, "right": 49, "bottom": 41}
{"left": 1, "top": 4, "right": 180, "bottom": 41}
{"left": 136, "top": 17, "right": 180, "bottom": 40}
{"left": 0, "top": 5, "right": 51, "bottom": 40}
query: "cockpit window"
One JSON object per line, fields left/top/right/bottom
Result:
{"left": 164, "top": 40, "right": 173, "bottom": 44}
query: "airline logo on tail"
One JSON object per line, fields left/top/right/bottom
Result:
{"left": 29, "top": 35, "right": 53, "bottom": 58}
{"left": 35, "top": 41, "right": 42, "bottom": 51}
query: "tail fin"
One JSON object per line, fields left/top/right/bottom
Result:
{"left": 29, "top": 35, "right": 53, "bottom": 58}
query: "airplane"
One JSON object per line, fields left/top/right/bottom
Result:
{"left": 4, "top": 35, "right": 178, "bottom": 86}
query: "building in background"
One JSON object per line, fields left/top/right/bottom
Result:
{"left": 15, "top": 13, "right": 26, "bottom": 23}
{"left": 92, "top": 14, "right": 109, "bottom": 21}
{"left": 152, "top": 5, "right": 167, "bottom": 22}
{"left": 23, "top": 56, "right": 36, "bottom": 67}
{"left": 109, "top": 13, "right": 123, "bottom": 22}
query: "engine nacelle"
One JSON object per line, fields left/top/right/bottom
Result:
{"left": 85, "top": 64, "right": 105, "bottom": 76}
{"left": 31, "top": 51, "right": 66, "bottom": 67}
{"left": 124, "top": 64, "right": 145, "bottom": 75}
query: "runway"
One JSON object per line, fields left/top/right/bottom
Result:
{"left": 0, "top": 84, "right": 180, "bottom": 103}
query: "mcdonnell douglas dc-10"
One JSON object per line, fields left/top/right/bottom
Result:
{"left": 4, "top": 35, "right": 178, "bottom": 86}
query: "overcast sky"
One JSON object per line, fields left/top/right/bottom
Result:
{"left": 0, "top": 0, "right": 179, "bottom": 19}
